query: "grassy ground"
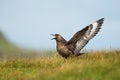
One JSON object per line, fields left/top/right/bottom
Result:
{"left": 0, "top": 32, "right": 120, "bottom": 80}
{"left": 0, "top": 50, "right": 120, "bottom": 80}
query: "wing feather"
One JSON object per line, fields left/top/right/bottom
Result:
{"left": 66, "top": 18, "right": 104, "bottom": 54}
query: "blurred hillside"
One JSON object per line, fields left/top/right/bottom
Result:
{"left": 0, "top": 31, "right": 22, "bottom": 48}
{"left": 0, "top": 31, "right": 9, "bottom": 46}
{"left": 0, "top": 31, "right": 27, "bottom": 59}
{"left": 0, "top": 31, "right": 55, "bottom": 59}
{"left": 0, "top": 31, "right": 38, "bottom": 59}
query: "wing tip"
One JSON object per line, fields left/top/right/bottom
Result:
{"left": 96, "top": 18, "right": 104, "bottom": 26}
{"left": 100, "top": 18, "right": 104, "bottom": 21}
{"left": 97, "top": 18, "right": 104, "bottom": 22}
{"left": 101, "top": 18, "right": 104, "bottom": 20}
{"left": 100, "top": 17, "right": 104, "bottom": 21}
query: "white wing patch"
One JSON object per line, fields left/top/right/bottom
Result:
{"left": 90, "top": 22, "right": 98, "bottom": 36}
{"left": 74, "top": 39, "right": 88, "bottom": 54}
{"left": 74, "top": 20, "right": 102, "bottom": 54}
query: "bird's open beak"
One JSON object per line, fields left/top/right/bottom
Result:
{"left": 51, "top": 34, "right": 55, "bottom": 36}
{"left": 51, "top": 34, "right": 56, "bottom": 40}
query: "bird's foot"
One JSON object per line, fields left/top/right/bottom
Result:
{"left": 75, "top": 53, "right": 85, "bottom": 56}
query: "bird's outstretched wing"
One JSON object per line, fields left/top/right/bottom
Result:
{"left": 66, "top": 18, "right": 104, "bottom": 54}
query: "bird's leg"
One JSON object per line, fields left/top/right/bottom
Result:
{"left": 75, "top": 53, "right": 85, "bottom": 56}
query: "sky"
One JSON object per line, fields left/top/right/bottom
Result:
{"left": 0, "top": 0, "right": 120, "bottom": 50}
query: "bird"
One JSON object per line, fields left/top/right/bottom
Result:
{"left": 51, "top": 18, "right": 104, "bottom": 58}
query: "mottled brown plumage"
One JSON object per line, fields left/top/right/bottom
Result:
{"left": 52, "top": 18, "right": 104, "bottom": 58}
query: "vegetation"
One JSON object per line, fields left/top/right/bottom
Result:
{"left": 0, "top": 50, "right": 119, "bottom": 80}
{"left": 0, "top": 32, "right": 120, "bottom": 80}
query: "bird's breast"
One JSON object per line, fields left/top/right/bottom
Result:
{"left": 57, "top": 44, "right": 72, "bottom": 57}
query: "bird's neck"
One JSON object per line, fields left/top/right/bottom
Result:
{"left": 55, "top": 36, "right": 67, "bottom": 48}
{"left": 56, "top": 40, "right": 66, "bottom": 49}
{"left": 56, "top": 41, "right": 65, "bottom": 46}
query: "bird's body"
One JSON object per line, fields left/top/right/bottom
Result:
{"left": 52, "top": 18, "right": 104, "bottom": 58}
{"left": 57, "top": 42, "right": 72, "bottom": 58}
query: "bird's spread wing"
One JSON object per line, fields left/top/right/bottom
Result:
{"left": 66, "top": 18, "right": 104, "bottom": 54}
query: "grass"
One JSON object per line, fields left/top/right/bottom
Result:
{"left": 0, "top": 50, "right": 120, "bottom": 80}
{"left": 0, "top": 32, "right": 120, "bottom": 80}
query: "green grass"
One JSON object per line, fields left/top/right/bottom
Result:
{"left": 0, "top": 32, "right": 120, "bottom": 80}
{"left": 0, "top": 50, "right": 120, "bottom": 80}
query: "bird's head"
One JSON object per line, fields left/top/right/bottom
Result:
{"left": 51, "top": 34, "right": 64, "bottom": 42}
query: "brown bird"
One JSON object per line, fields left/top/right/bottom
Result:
{"left": 52, "top": 18, "right": 104, "bottom": 58}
